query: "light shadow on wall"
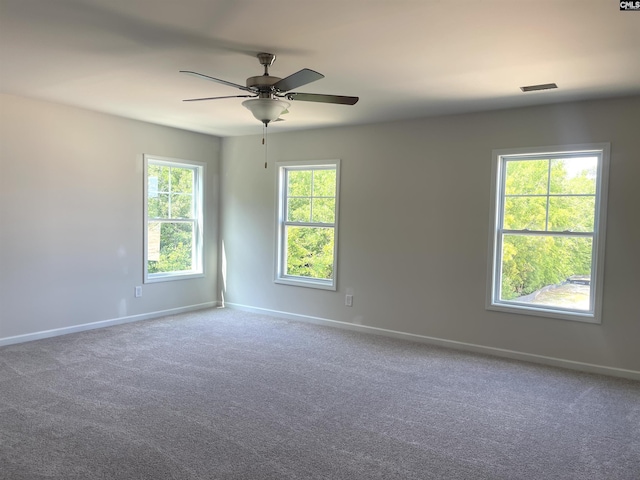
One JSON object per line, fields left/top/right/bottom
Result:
{"left": 220, "top": 240, "right": 227, "bottom": 306}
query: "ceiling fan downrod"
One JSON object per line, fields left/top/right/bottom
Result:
{"left": 257, "top": 52, "right": 276, "bottom": 76}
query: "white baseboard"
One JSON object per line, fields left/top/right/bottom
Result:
{"left": 225, "top": 302, "right": 640, "bottom": 381}
{"left": 0, "top": 302, "right": 218, "bottom": 347}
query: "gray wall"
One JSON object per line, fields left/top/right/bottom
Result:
{"left": 0, "top": 94, "right": 221, "bottom": 340}
{"left": 220, "top": 96, "right": 640, "bottom": 373}
{"left": 2, "top": 93, "right": 638, "bottom": 374}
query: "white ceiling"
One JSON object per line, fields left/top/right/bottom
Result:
{"left": 1, "top": 0, "right": 639, "bottom": 137}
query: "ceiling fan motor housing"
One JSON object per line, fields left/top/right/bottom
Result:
{"left": 246, "top": 75, "right": 282, "bottom": 96}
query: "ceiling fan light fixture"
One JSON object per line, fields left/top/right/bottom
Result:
{"left": 242, "top": 98, "right": 291, "bottom": 125}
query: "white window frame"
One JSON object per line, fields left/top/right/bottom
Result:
{"left": 275, "top": 159, "right": 340, "bottom": 290}
{"left": 486, "top": 143, "right": 610, "bottom": 323}
{"left": 144, "top": 154, "right": 205, "bottom": 283}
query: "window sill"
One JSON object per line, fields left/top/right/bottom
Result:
{"left": 486, "top": 302, "right": 600, "bottom": 324}
{"left": 144, "top": 271, "right": 204, "bottom": 284}
{"left": 275, "top": 276, "right": 336, "bottom": 291}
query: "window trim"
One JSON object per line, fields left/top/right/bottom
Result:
{"left": 143, "top": 154, "right": 205, "bottom": 284}
{"left": 486, "top": 143, "right": 610, "bottom": 323}
{"left": 275, "top": 159, "right": 340, "bottom": 291}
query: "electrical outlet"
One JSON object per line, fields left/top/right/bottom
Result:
{"left": 135, "top": 286, "right": 142, "bottom": 298}
{"left": 345, "top": 294, "right": 353, "bottom": 307}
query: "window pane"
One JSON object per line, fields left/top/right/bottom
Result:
{"left": 171, "top": 193, "right": 194, "bottom": 218}
{"left": 148, "top": 174, "right": 159, "bottom": 199}
{"left": 312, "top": 169, "right": 336, "bottom": 197}
{"left": 171, "top": 167, "right": 194, "bottom": 194}
{"left": 287, "top": 198, "right": 311, "bottom": 222}
{"left": 548, "top": 196, "right": 595, "bottom": 232}
{"left": 550, "top": 157, "right": 597, "bottom": 194}
{"left": 148, "top": 193, "right": 169, "bottom": 218}
{"left": 148, "top": 163, "right": 162, "bottom": 181}
{"left": 503, "top": 197, "right": 546, "bottom": 230}
{"left": 152, "top": 165, "right": 170, "bottom": 192}
{"left": 500, "top": 234, "right": 592, "bottom": 311}
{"left": 311, "top": 198, "right": 335, "bottom": 223}
{"left": 505, "top": 160, "right": 548, "bottom": 195}
{"left": 285, "top": 226, "right": 334, "bottom": 280}
{"left": 147, "top": 222, "right": 161, "bottom": 261}
{"left": 288, "top": 170, "right": 312, "bottom": 196}
{"left": 148, "top": 197, "right": 161, "bottom": 219}
{"left": 147, "top": 222, "right": 194, "bottom": 274}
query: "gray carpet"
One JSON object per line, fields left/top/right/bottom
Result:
{"left": 1, "top": 308, "right": 639, "bottom": 480}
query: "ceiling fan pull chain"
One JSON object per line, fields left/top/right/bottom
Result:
{"left": 263, "top": 124, "right": 268, "bottom": 169}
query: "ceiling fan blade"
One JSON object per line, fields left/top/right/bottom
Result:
{"left": 183, "top": 95, "right": 257, "bottom": 102}
{"left": 285, "top": 93, "right": 359, "bottom": 105}
{"left": 180, "top": 70, "right": 255, "bottom": 93}
{"left": 273, "top": 69, "right": 324, "bottom": 92}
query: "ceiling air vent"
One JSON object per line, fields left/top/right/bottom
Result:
{"left": 520, "top": 83, "right": 558, "bottom": 92}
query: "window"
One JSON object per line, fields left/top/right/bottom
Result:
{"left": 144, "top": 155, "right": 204, "bottom": 283}
{"left": 275, "top": 160, "right": 340, "bottom": 290}
{"left": 487, "top": 144, "right": 609, "bottom": 323}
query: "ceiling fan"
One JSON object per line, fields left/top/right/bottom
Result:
{"left": 180, "top": 53, "right": 359, "bottom": 126}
